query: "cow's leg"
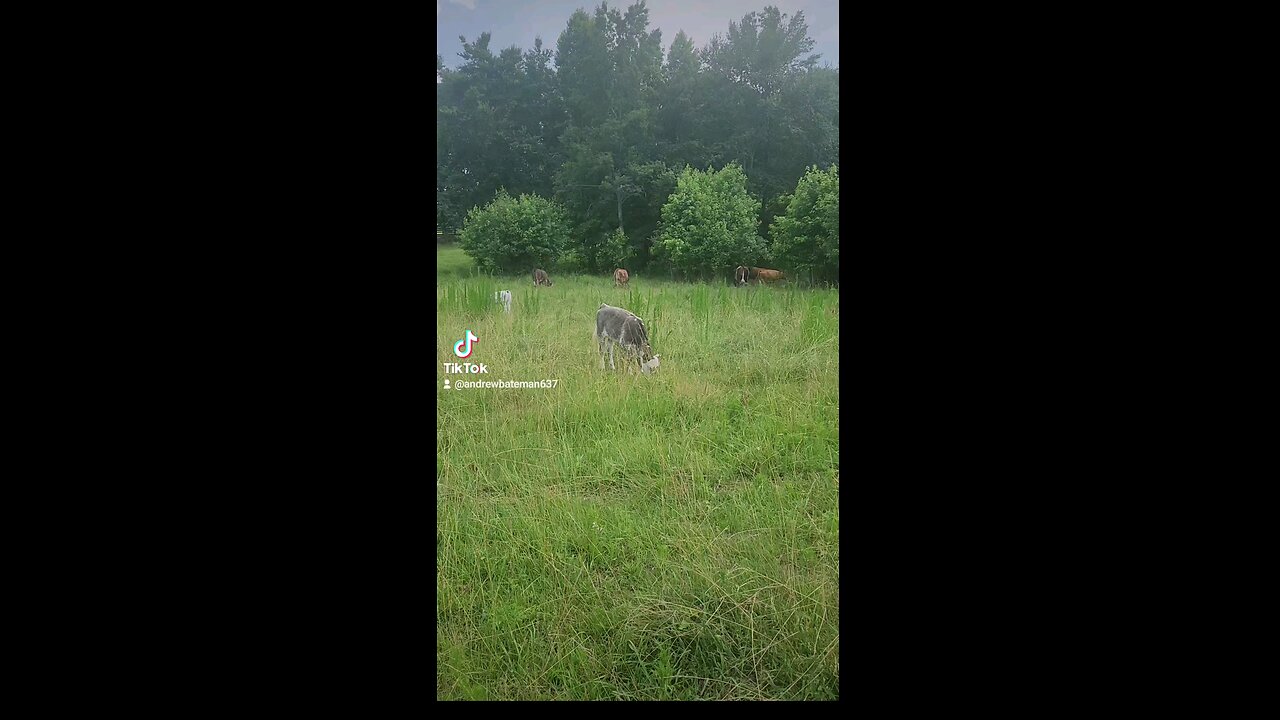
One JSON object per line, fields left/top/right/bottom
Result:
{"left": 609, "top": 340, "right": 616, "bottom": 370}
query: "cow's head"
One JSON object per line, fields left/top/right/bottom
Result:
{"left": 735, "top": 266, "right": 749, "bottom": 285}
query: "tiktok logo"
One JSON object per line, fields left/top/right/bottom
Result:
{"left": 453, "top": 330, "right": 478, "bottom": 359}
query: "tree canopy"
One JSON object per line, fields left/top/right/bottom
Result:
{"left": 438, "top": 2, "right": 838, "bottom": 279}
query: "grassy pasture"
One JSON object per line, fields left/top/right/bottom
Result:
{"left": 436, "top": 245, "right": 839, "bottom": 699}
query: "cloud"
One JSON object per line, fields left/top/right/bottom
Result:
{"left": 447, "top": 0, "right": 477, "bottom": 9}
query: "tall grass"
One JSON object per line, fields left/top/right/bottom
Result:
{"left": 437, "top": 245, "right": 839, "bottom": 699}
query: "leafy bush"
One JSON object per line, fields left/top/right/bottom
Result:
{"left": 601, "top": 228, "right": 634, "bottom": 270}
{"left": 769, "top": 165, "right": 838, "bottom": 284}
{"left": 557, "top": 248, "right": 589, "bottom": 275}
{"left": 458, "top": 190, "right": 570, "bottom": 274}
{"left": 652, "top": 163, "right": 765, "bottom": 280}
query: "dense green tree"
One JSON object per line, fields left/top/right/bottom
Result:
{"left": 654, "top": 31, "right": 717, "bottom": 171}
{"left": 702, "top": 6, "right": 820, "bottom": 95}
{"left": 769, "top": 164, "right": 839, "bottom": 284}
{"left": 653, "top": 164, "right": 765, "bottom": 280}
{"left": 437, "top": 34, "right": 521, "bottom": 218}
{"left": 437, "top": 33, "right": 567, "bottom": 231}
{"left": 515, "top": 37, "right": 569, "bottom": 199}
{"left": 555, "top": 9, "right": 613, "bottom": 129}
{"left": 552, "top": 1, "right": 666, "bottom": 272}
{"left": 458, "top": 191, "right": 570, "bottom": 274}
{"left": 784, "top": 66, "right": 839, "bottom": 168}
{"left": 696, "top": 7, "right": 833, "bottom": 228}
{"left": 437, "top": 1, "right": 838, "bottom": 276}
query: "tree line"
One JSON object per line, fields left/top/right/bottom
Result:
{"left": 437, "top": 1, "right": 839, "bottom": 284}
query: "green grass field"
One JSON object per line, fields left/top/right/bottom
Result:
{"left": 436, "top": 245, "right": 839, "bottom": 700}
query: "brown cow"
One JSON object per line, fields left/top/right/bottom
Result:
{"left": 614, "top": 268, "right": 629, "bottom": 288}
{"left": 753, "top": 268, "right": 786, "bottom": 284}
{"left": 734, "top": 266, "right": 786, "bottom": 286}
{"left": 533, "top": 268, "right": 553, "bottom": 287}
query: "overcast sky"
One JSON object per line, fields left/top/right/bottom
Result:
{"left": 436, "top": 0, "right": 838, "bottom": 71}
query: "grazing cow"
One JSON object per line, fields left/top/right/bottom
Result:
{"left": 493, "top": 289, "right": 512, "bottom": 313}
{"left": 753, "top": 268, "right": 786, "bottom": 284}
{"left": 595, "top": 303, "right": 655, "bottom": 373}
{"left": 533, "top": 268, "right": 553, "bottom": 287}
{"left": 734, "top": 266, "right": 786, "bottom": 286}
{"left": 614, "top": 268, "right": 629, "bottom": 288}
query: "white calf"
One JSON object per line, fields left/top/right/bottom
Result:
{"left": 493, "top": 290, "right": 512, "bottom": 313}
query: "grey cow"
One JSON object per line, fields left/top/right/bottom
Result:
{"left": 595, "top": 303, "right": 655, "bottom": 372}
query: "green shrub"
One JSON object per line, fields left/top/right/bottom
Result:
{"left": 769, "top": 165, "right": 839, "bottom": 284}
{"left": 459, "top": 191, "right": 570, "bottom": 274}
{"left": 652, "top": 164, "right": 765, "bottom": 281}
